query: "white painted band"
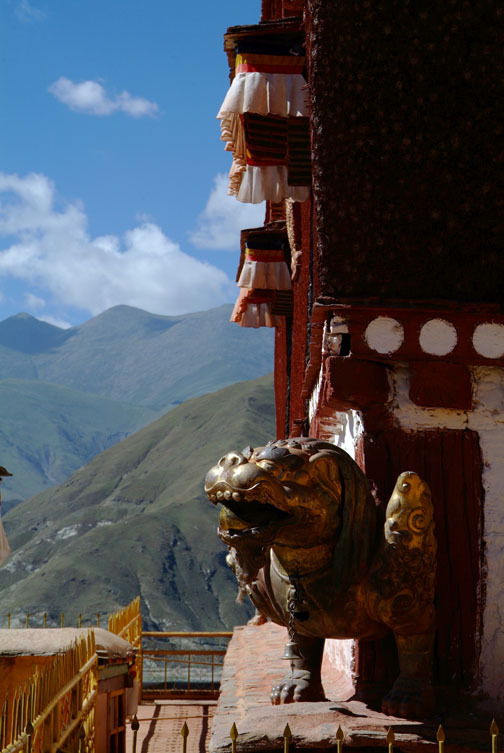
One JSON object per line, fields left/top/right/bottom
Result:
{"left": 365, "top": 317, "right": 404, "bottom": 354}
{"left": 473, "top": 323, "right": 504, "bottom": 359}
{"left": 419, "top": 318, "right": 457, "bottom": 356}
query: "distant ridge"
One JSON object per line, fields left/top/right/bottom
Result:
{"left": 0, "top": 304, "right": 274, "bottom": 409}
{"left": 0, "top": 313, "right": 73, "bottom": 354}
{"left": 0, "top": 373, "right": 276, "bottom": 631}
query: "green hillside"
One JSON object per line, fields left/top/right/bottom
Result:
{"left": 0, "top": 374, "right": 276, "bottom": 631}
{"left": 0, "top": 380, "right": 157, "bottom": 508}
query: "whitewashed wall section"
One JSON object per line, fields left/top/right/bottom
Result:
{"left": 308, "top": 362, "right": 364, "bottom": 458}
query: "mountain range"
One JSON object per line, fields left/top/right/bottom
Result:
{"left": 0, "top": 305, "right": 274, "bottom": 408}
{"left": 0, "top": 373, "right": 276, "bottom": 631}
{"left": 0, "top": 304, "right": 273, "bottom": 506}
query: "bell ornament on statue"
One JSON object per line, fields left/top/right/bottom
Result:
{"left": 281, "top": 641, "right": 303, "bottom": 661}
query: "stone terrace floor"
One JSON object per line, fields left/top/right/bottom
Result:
{"left": 126, "top": 701, "right": 217, "bottom": 753}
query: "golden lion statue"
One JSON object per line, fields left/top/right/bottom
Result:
{"left": 205, "top": 438, "right": 436, "bottom": 718}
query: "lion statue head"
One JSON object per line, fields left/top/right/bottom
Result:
{"left": 205, "top": 437, "right": 381, "bottom": 595}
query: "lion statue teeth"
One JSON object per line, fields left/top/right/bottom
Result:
{"left": 205, "top": 437, "right": 437, "bottom": 718}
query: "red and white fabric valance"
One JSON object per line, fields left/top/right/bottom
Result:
{"left": 237, "top": 246, "right": 292, "bottom": 290}
{"left": 217, "top": 52, "right": 307, "bottom": 120}
{"left": 217, "top": 46, "right": 310, "bottom": 204}
{"left": 230, "top": 289, "right": 283, "bottom": 329}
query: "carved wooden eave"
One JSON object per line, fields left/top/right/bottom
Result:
{"left": 223, "top": 19, "right": 304, "bottom": 83}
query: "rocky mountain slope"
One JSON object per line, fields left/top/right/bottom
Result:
{"left": 0, "top": 374, "right": 276, "bottom": 631}
{"left": 0, "top": 379, "right": 156, "bottom": 509}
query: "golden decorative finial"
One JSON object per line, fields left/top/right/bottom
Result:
{"left": 181, "top": 722, "right": 189, "bottom": 753}
{"left": 130, "top": 714, "right": 139, "bottom": 753}
{"left": 283, "top": 724, "right": 292, "bottom": 753}
{"left": 336, "top": 725, "right": 344, "bottom": 753}
{"left": 490, "top": 719, "right": 499, "bottom": 753}
{"left": 386, "top": 727, "right": 395, "bottom": 753}
{"left": 230, "top": 722, "right": 238, "bottom": 753}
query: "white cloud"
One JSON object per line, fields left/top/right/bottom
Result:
{"left": 15, "top": 0, "right": 45, "bottom": 23}
{"left": 189, "top": 174, "right": 265, "bottom": 251}
{"left": 48, "top": 78, "right": 159, "bottom": 118}
{"left": 0, "top": 172, "right": 234, "bottom": 318}
{"left": 38, "top": 314, "right": 73, "bottom": 330}
{"left": 25, "top": 292, "right": 45, "bottom": 310}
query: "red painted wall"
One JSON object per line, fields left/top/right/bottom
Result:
{"left": 359, "top": 426, "right": 484, "bottom": 690}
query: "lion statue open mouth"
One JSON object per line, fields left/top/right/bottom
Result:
{"left": 205, "top": 437, "right": 436, "bottom": 719}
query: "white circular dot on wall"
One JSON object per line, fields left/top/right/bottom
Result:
{"left": 365, "top": 317, "right": 404, "bottom": 354}
{"left": 419, "top": 319, "right": 457, "bottom": 356}
{"left": 473, "top": 323, "right": 504, "bottom": 359}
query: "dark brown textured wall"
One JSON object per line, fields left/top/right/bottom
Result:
{"left": 306, "top": 0, "right": 504, "bottom": 304}
{"left": 288, "top": 200, "right": 314, "bottom": 434}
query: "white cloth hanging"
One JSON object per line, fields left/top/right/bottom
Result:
{"left": 217, "top": 53, "right": 308, "bottom": 119}
{"left": 217, "top": 51, "right": 309, "bottom": 202}
{"left": 235, "top": 165, "right": 309, "bottom": 204}
{"left": 237, "top": 246, "right": 292, "bottom": 290}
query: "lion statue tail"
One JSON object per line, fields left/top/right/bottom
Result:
{"left": 385, "top": 471, "right": 436, "bottom": 555}
{"left": 369, "top": 471, "right": 437, "bottom": 633}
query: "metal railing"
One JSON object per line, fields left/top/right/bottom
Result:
{"left": 3, "top": 613, "right": 103, "bottom": 629}
{"left": 129, "top": 716, "right": 502, "bottom": 753}
{"left": 141, "top": 631, "right": 231, "bottom": 700}
{"left": 108, "top": 597, "right": 143, "bottom": 690}
{"left": 106, "top": 600, "right": 232, "bottom": 701}
{"left": 3, "top": 599, "right": 232, "bottom": 704}
{"left": 0, "top": 633, "right": 97, "bottom": 753}
{"left": 0, "top": 597, "right": 231, "bottom": 753}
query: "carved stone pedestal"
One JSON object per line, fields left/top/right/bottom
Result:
{"left": 210, "top": 623, "right": 493, "bottom": 753}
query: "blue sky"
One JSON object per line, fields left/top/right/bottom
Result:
{"left": 0, "top": 0, "right": 265, "bottom": 327}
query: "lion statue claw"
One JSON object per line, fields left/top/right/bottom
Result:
{"left": 205, "top": 438, "right": 437, "bottom": 719}
{"left": 271, "top": 670, "right": 325, "bottom": 705}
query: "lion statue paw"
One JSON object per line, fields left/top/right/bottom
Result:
{"left": 382, "top": 676, "right": 435, "bottom": 719}
{"left": 271, "top": 670, "right": 326, "bottom": 704}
